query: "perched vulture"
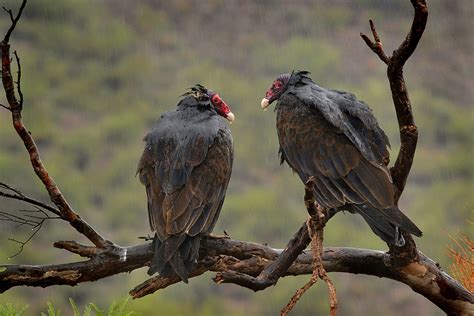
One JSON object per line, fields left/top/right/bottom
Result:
{"left": 261, "top": 71, "right": 422, "bottom": 246}
{"left": 137, "top": 85, "right": 234, "bottom": 282}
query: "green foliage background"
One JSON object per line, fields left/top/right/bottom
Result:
{"left": 0, "top": 1, "right": 472, "bottom": 315}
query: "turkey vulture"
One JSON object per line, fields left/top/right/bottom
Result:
{"left": 261, "top": 71, "right": 422, "bottom": 246}
{"left": 137, "top": 85, "right": 234, "bottom": 282}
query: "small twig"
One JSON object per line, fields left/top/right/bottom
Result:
{"left": 281, "top": 219, "right": 320, "bottom": 316}
{"left": 360, "top": 19, "right": 390, "bottom": 64}
{"left": 313, "top": 212, "right": 337, "bottom": 315}
{"left": 0, "top": 185, "right": 61, "bottom": 217}
{"left": 24, "top": 214, "right": 60, "bottom": 221}
{"left": 0, "top": 103, "right": 11, "bottom": 111}
{"left": 0, "top": 207, "right": 62, "bottom": 256}
{"left": 0, "top": 182, "right": 25, "bottom": 196}
{"left": 2, "top": 6, "right": 14, "bottom": 23}
{"left": 2, "top": 1, "right": 26, "bottom": 43}
{"left": 23, "top": 205, "right": 59, "bottom": 219}
{"left": 0, "top": 211, "right": 38, "bottom": 227}
{"left": 7, "top": 219, "right": 44, "bottom": 259}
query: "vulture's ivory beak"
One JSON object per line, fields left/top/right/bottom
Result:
{"left": 261, "top": 98, "right": 270, "bottom": 110}
{"left": 226, "top": 112, "right": 235, "bottom": 124}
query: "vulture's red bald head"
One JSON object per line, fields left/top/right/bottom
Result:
{"left": 186, "top": 84, "right": 234, "bottom": 123}
{"left": 207, "top": 90, "right": 234, "bottom": 123}
{"left": 261, "top": 73, "right": 291, "bottom": 110}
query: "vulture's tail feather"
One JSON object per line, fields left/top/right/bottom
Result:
{"left": 147, "top": 234, "right": 200, "bottom": 283}
{"left": 354, "top": 204, "right": 422, "bottom": 247}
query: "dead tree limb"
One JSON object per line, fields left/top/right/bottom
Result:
{"left": 0, "top": 236, "right": 472, "bottom": 314}
{"left": 361, "top": 0, "right": 428, "bottom": 202}
{"left": 0, "top": 0, "right": 116, "bottom": 250}
{"left": 360, "top": 0, "right": 428, "bottom": 265}
{"left": 0, "top": 182, "right": 61, "bottom": 217}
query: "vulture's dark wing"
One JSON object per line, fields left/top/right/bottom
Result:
{"left": 287, "top": 77, "right": 390, "bottom": 164}
{"left": 277, "top": 92, "right": 394, "bottom": 210}
{"left": 137, "top": 111, "right": 233, "bottom": 241}
{"left": 277, "top": 89, "right": 422, "bottom": 241}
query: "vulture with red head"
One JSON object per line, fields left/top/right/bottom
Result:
{"left": 137, "top": 85, "right": 234, "bottom": 282}
{"left": 261, "top": 71, "right": 421, "bottom": 246}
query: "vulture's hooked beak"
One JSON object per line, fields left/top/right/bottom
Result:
{"left": 261, "top": 98, "right": 270, "bottom": 111}
{"left": 226, "top": 112, "right": 235, "bottom": 124}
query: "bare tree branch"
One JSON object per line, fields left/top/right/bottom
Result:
{"left": 360, "top": 19, "right": 390, "bottom": 64}
{"left": 0, "top": 182, "right": 25, "bottom": 196}
{"left": 2, "top": 1, "right": 26, "bottom": 43}
{"left": 0, "top": 103, "right": 11, "bottom": 111}
{"left": 53, "top": 240, "right": 103, "bottom": 258}
{"left": 0, "top": 202, "right": 61, "bottom": 258}
{"left": 361, "top": 0, "right": 428, "bottom": 201}
{"left": 0, "top": 236, "right": 472, "bottom": 314}
{"left": 0, "top": 0, "right": 115, "bottom": 250}
{"left": 213, "top": 221, "right": 311, "bottom": 290}
{"left": 6, "top": 219, "right": 44, "bottom": 259}
{"left": 1, "top": 182, "right": 62, "bottom": 217}
{"left": 360, "top": 0, "right": 428, "bottom": 264}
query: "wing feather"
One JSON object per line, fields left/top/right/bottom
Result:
{"left": 277, "top": 93, "right": 393, "bottom": 210}
{"left": 137, "top": 113, "right": 233, "bottom": 242}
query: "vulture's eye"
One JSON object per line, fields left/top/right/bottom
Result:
{"left": 212, "top": 95, "right": 221, "bottom": 105}
{"left": 274, "top": 81, "right": 282, "bottom": 89}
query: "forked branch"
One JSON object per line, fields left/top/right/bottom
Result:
{"left": 0, "top": 0, "right": 114, "bottom": 250}
{"left": 361, "top": 0, "right": 428, "bottom": 201}
{"left": 360, "top": 0, "right": 428, "bottom": 262}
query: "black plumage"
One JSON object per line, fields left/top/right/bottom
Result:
{"left": 137, "top": 85, "right": 234, "bottom": 282}
{"left": 261, "top": 71, "right": 422, "bottom": 246}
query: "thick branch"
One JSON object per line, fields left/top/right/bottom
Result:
{"left": 0, "top": 0, "right": 113, "bottom": 249}
{"left": 211, "top": 185, "right": 344, "bottom": 292}
{"left": 213, "top": 221, "right": 311, "bottom": 291}
{"left": 0, "top": 237, "right": 471, "bottom": 314}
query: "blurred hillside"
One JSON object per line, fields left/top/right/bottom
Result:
{"left": 0, "top": 1, "right": 472, "bottom": 315}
